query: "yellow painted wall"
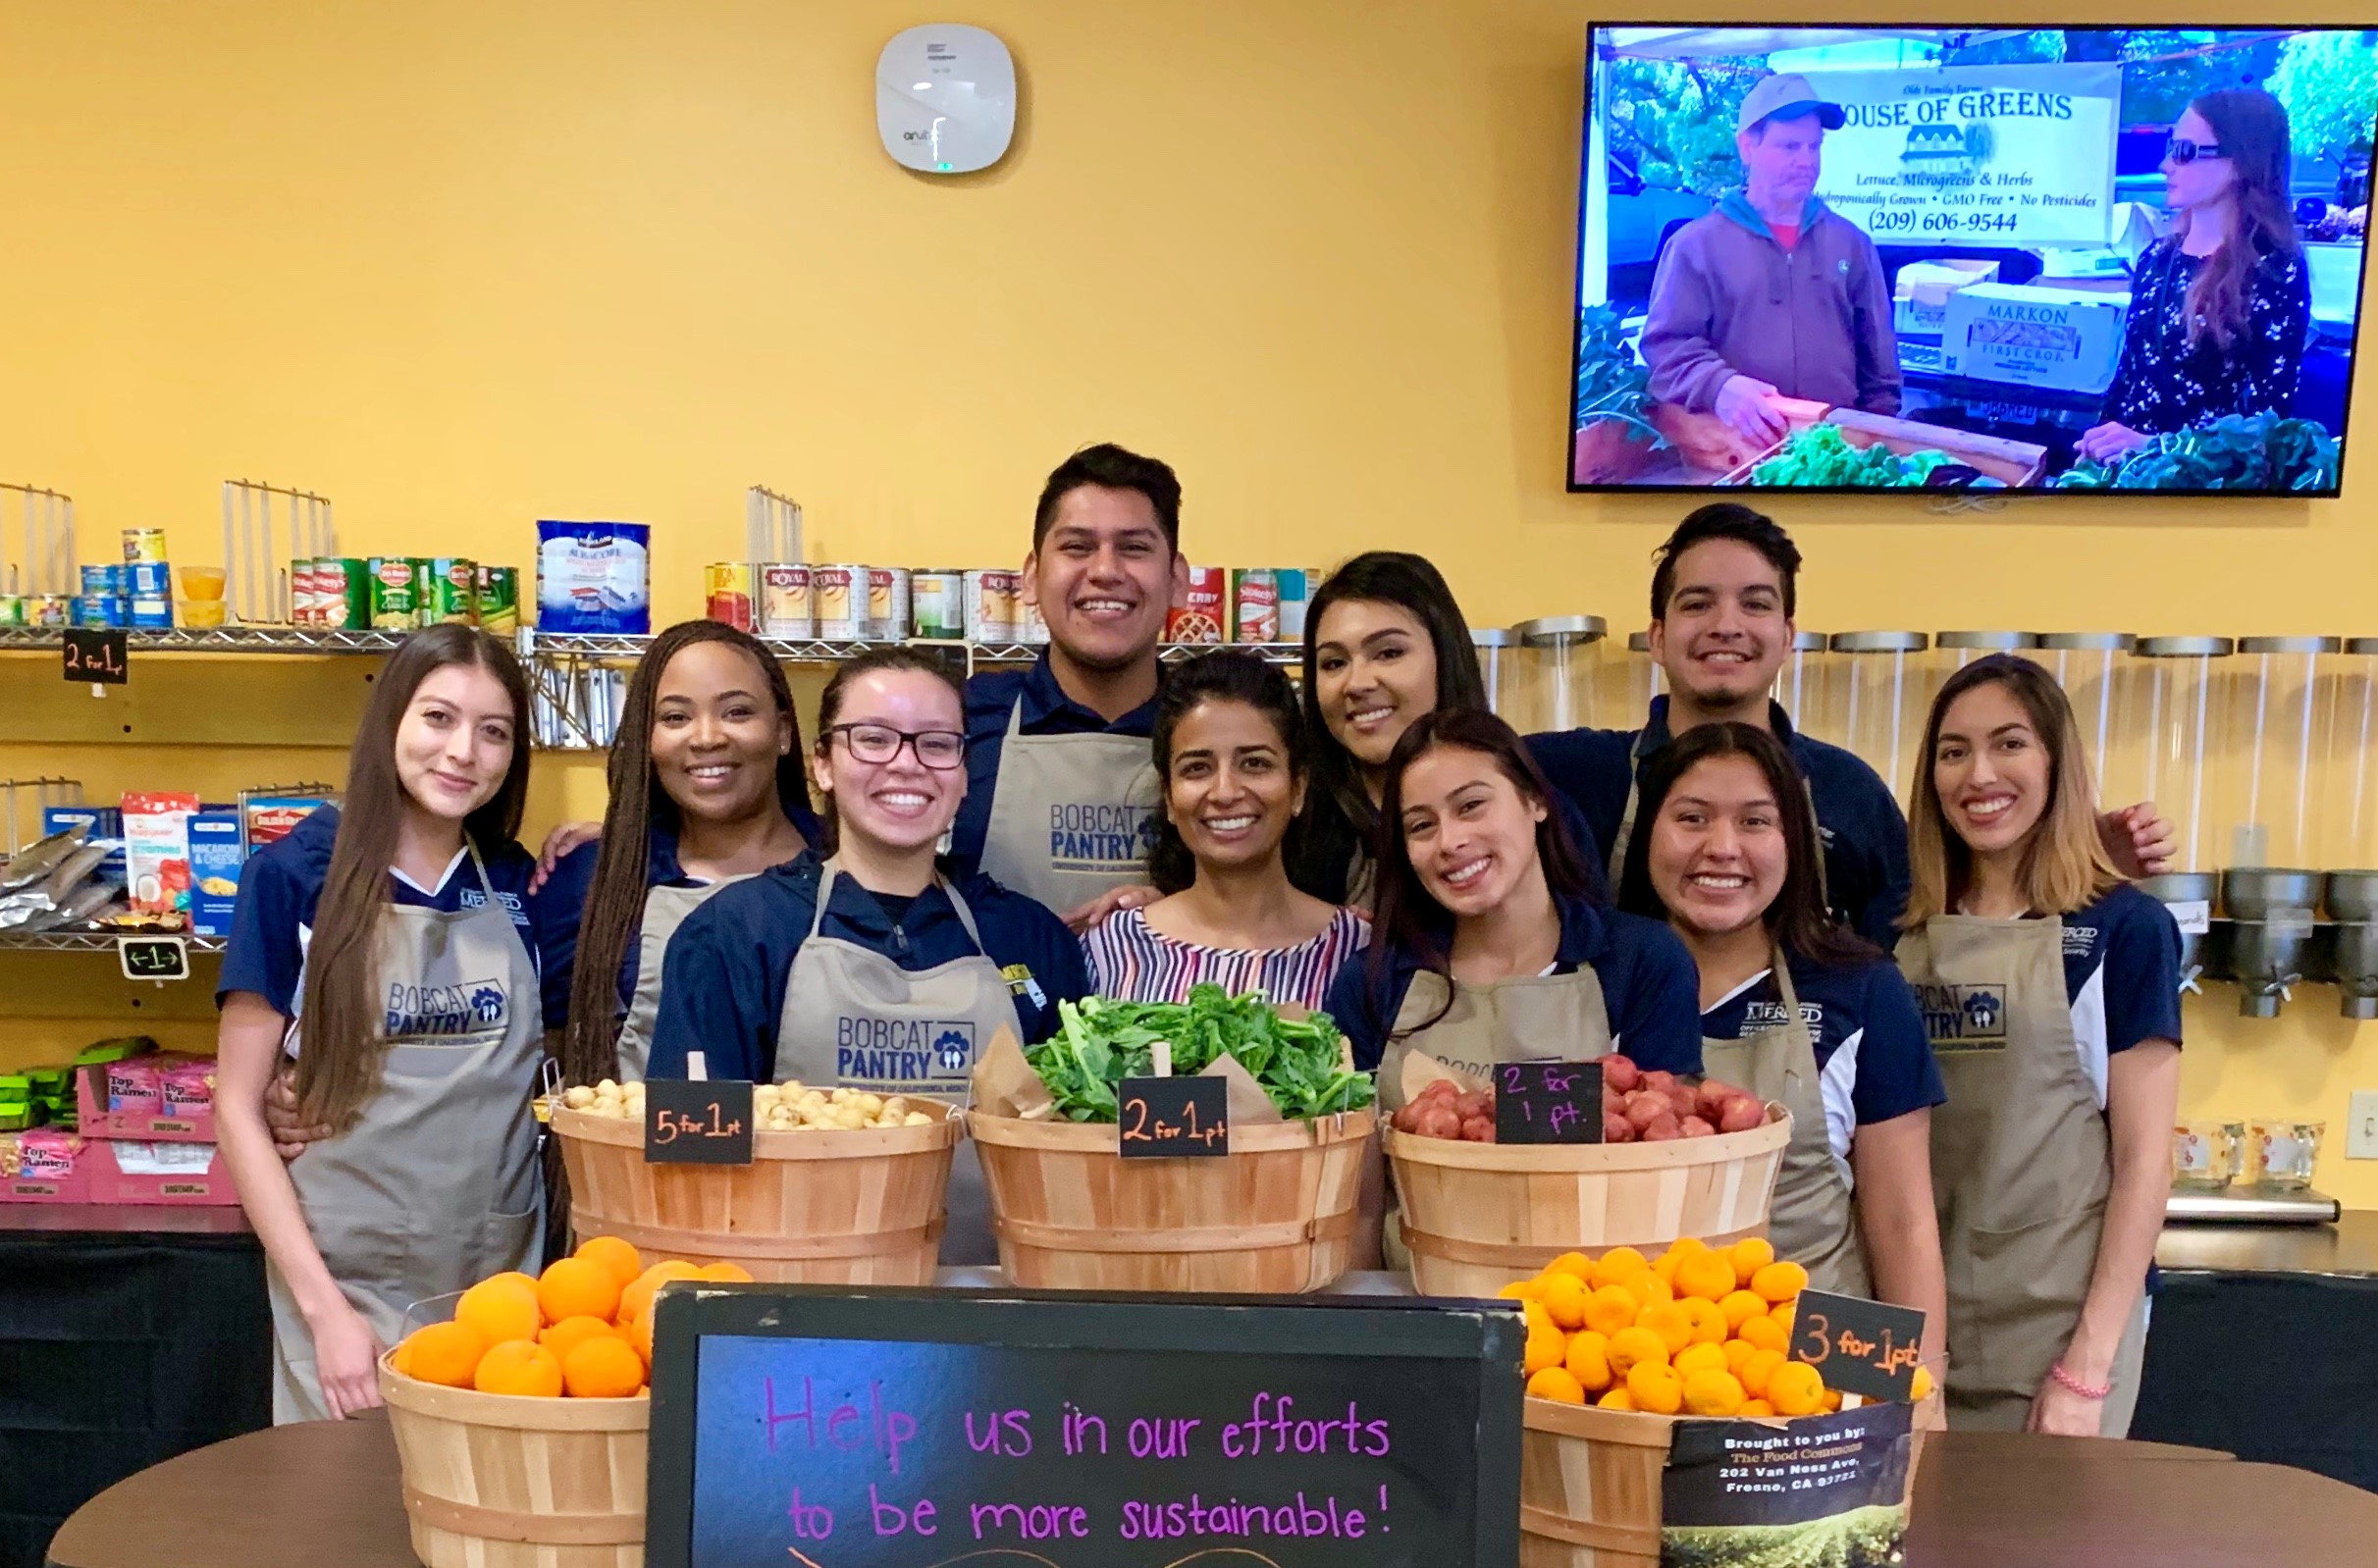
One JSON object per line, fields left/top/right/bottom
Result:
{"left": 4, "top": 1, "right": 2378, "bottom": 1195}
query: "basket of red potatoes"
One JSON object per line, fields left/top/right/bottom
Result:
{"left": 1381, "top": 1051, "right": 1792, "bottom": 1296}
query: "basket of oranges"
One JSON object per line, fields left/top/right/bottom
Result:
{"left": 1506, "top": 1238, "right": 1932, "bottom": 1568}
{"left": 378, "top": 1236, "right": 748, "bottom": 1568}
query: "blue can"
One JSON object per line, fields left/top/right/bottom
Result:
{"left": 80, "top": 564, "right": 127, "bottom": 598}
{"left": 130, "top": 597, "right": 174, "bottom": 629}
{"left": 74, "top": 595, "right": 128, "bottom": 628}
{"left": 129, "top": 561, "right": 173, "bottom": 598}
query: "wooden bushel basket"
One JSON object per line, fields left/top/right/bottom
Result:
{"left": 1385, "top": 1109, "right": 1791, "bottom": 1298}
{"left": 969, "top": 1108, "right": 1374, "bottom": 1292}
{"left": 380, "top": 1353, "right": 649, "bottom": 1568}
{"left": 551, "top": 1101, "right": 962, "bottom": 1283}
{"left": 1518, "top": 1394, "right": 1936, "bottom": 1568}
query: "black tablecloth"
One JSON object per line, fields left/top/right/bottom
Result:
{"left": 0, "top": 1220, "right": 270, "bottom": 1568}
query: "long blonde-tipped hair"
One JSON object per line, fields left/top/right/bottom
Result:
{"left": 1903, "top": 653, "right": 2121, "bottom": 925}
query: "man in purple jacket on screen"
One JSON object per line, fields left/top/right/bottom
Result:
{"left": 1639, "top": 72, "right": 1903, "bottom": 445}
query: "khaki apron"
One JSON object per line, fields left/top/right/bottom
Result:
{"left": 1898, "top": 915, "right": 2147, "bottom": 1435}
{"left": 1606, "top": 732, "right": 1829, "bottom": 911}
{"left": 614, "top": 875, "right": 755, "bottom": 1081}
{"left": 977, "top": 697, "right": 1160, "bottom": 909}
{"left": 774, "top": 862, "right": 1024, "bottom": 1266}
{"left": 267, "top": 850, "right": 545, "bottom": 1423}
{"left": 1701, "top": 954, "right": 1871, "bottom": 1299}
{"left": 1378, "top": 963, "right": 1618, "bottom": 1268}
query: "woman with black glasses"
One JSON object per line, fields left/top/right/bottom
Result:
{"left": 2078, "top": 88, "right": 2311, "bottom": 467}
{"left": 648, "top": 649, "right": 1091, "bottom": 1264}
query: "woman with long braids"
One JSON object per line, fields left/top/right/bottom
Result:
{"left": 216, "top": 627, "right": 554, "bottom": 1422}
{"left": 548, "top": 619, "right": 820, "bottom": 1084}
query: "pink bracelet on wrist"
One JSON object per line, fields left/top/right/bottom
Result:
{"left": 2049, "top": 1362, "right": 2113, "bottom": 1401}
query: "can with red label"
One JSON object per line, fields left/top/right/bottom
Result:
{"left": 760, "top": 563, "right": 814, "bottom": 639}
{"left": 866, "top": 567, "right": 911, "bottom": 641}
{"left": 962, "top": 569, "right": 1019, "bottom": 643}
{"left": 291, "top": 558, "right": 320, "bottom": 627}
{"left": 814, "top": 565, "right": 863, "bottom": 640}
{"left": 1166, "top": 566, "right": 1228, "bottom": 644}
{"left": 705, "top": 561, "right": 756, "bottom": 631}
{"left": 1232, "top": 568, "right": 1280, "bottom": 644}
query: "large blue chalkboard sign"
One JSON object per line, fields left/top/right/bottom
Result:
{"left": 645, "top": 1285, "right": 1524, "bottom": 1568}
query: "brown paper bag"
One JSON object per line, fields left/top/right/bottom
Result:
{"left": 1397, "top": 1049, "right": 1489, "bottom": 1107}
{"left": 969, "top": 1025, "right": 1056, "bottom": 1121}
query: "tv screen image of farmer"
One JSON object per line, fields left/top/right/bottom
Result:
{"left": 1568, "top": 26, "right": 2375, "bottom": 496}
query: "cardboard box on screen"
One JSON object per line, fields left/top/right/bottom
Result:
{"left": 1891, "top": 259, "right": 1998, "bottom": 336}
{"left": 1940, "top": 283, "right": 2131, "bottom": 394}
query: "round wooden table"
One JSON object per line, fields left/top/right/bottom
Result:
{"left": 42, "top": 1414, "right": 2378, "bottom": 1567}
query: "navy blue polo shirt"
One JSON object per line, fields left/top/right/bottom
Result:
{"left": 948, "top": 653, "right": 1159, "bottom": 880}
{"left": 1702, "top": 952, "right": 1945, "bottom": 1180}
{"left": 2058, "top": 885, "right": 2185, "bottom": 1106}
{"left": 1527, "top": 697, "right": 1912, "bottom": 946}
{"left": 1322, "top": 892, "right": 1703, "bottom": 1076}
{"left": 538, "top": 804, "right": 821, "bottom": 1023}
{"left": 647, "top": 851, "right": 1092, "bottom": 1082}
{"left": 217, "top": 805, "right": 570, "bottom": 1030}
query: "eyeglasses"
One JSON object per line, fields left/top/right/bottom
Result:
{"left": 824, "top": 723, "right": 967, "bottom": 769}
{"left": 2166, "top": 137, "right": 2226, "bottom": 166}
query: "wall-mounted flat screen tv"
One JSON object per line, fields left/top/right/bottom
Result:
{"left": 1569, "top": 26, "right": 2373, "bottom": 495}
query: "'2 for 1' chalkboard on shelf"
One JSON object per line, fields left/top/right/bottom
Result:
{"left": 643, "top": 1285, "right": 1524, "bottom": 1568}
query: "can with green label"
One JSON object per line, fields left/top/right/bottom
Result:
{"left": 367, "top": 556, "right": 416, "bottom": 629}
{"left": 475, "top": 565, "right": 519, "bottom": 633}
{"left": 320, "top": 558, "right": 369, "bottom": 629}
{"left": 0, "top": 596, "right": 25, "bottom": 627}
{"left": 407, "top": 559, "right": 438, "bottom": 629}
{"left": 432, "top": 557, "right": 478, "bottom": 624}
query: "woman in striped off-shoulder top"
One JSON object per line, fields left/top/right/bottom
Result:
{"left": 1080, "top": 651, "right": 1366, "bottom": 1010}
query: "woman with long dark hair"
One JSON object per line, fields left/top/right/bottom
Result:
{"left": 552, "top": 620, "right": 819, "bottom": 1083}
{"left": 1899, "top": 655, "right": 2180, "bottom": 1437}
{"left": 1083, "top": 651, "right": 1366, "bottom": 1009}
{"left": 648, "top": 648, "right": 1089, "bottom": 1264}
{"left": 216, "top": 627, "right": 550, "bottom": 1421}
{"left": 1323, "top": 708, "right": 1697, "bottom": 1101}
{"left": 1617, "top": 722, "right": 1945, "bottom": 1346}
{"left": 2079, "top": 87, "right": 2311, "bottom": 464}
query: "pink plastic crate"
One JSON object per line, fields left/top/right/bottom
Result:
{"left": 93, "top": 1140, "right": 238, "bottom": 1206}
{"left": 76, "top": 1055, "right": 218, "bottom": 1142}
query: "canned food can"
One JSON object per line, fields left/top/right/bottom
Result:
{"left": 367, "top": 556, "right": 417, "bottom": 629}
{"left": 962, "top": 568, "right": 1019, "bottom": 643}
{"left": 1277, "top": 568, "right": 1316, "bottom": 641}
{"left": 28, "top": 595, "right": 69, "bottom": 628}
{"left": 1232, "top": 568, "right": 1280, "bottom": 644}
{"left": 408, "top": 560, "right": 439, "bottom": 629}
{"left": 74, "top": 595, "right": 127, "bottom": 628}
{"left": 909, "top": 570, "right": 965, "bottom": 640}
{"left": 121, "top": 528, "right": 169, "bottom": 564}
{"left": 705, "top": 561, "right": 757, "bottom": 631}
{"left": 813, "top": 565, "right": 863, "bottom": 641}
{"left": 130, "top": 596, "right": 174, "bottom": 629}
{"left": 290, "top": 558, "right": 319, "bottom": 627}
{"left": 129, "top": 561, "right": 174, "bottom": 600}
{"left": 760, "top": 563, "right": 815, "bottom": 639}
{"left": 80, "top": 564, "right": 126, "bottom": 598}
{"left": 0, "top": 595, "right": 25, "bottom": 627}
{"left": 473, "top": 565, "right": 519, "bottom": 633}
{"left": 1165, "top": 566, "right": 1228, "bottom": 644}
{"left": 867, "top": 567, "right": 911, "bottom": 641}
{"left": 321, "top": 558, "right": 370, "bottom": 630}
{"left": 433, "top": 558, "right": 478, "bottom": 624}
{"left": 1019, "top": 596, "right": 1049, "bottom": 645}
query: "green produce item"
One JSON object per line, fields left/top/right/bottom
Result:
{"left": 73, "top": 1036, "right": 157, "bottom": 1067}
{"left": 1749, "top": 423, "right": 1956, "bottom": 488}
{"left": 2056, "top": 412, "right": 2342, "bottom": 492}
{"left": 1573, "top": 304, "right": 1665, "bottom": 447}
{"left": 1028, "top": 984, "right": 1376, "bottom": 1124}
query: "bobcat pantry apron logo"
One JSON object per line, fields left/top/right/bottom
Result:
{"left": 1915, "top": 982, "right": 2009, "bottom": 1051}
{"left": 385, "top": 977, "right": 508, "bottom": 1038}
{"left": 1048, "top": 803, "right": 1158, "bottom": 874}
{"left": 836, "top": 1018, "right": 977, "bottom": 1086}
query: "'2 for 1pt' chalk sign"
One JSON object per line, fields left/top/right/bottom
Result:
{"left": 667, "top": 1307, "right": 1515, "bottom": 1568}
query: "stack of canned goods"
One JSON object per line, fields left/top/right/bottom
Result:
{"left": 1164, "top": 567, "right": 1319, "bottom": 644}
{"left": 76, "top": 562, "right": 173, "bottom": 629}
{"left": 291, "top": 556, "right": 518, "bottom": 631}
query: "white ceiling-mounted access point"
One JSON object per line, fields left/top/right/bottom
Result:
{"left": 875, "top": 25, "right": 1017, "bottom": 175}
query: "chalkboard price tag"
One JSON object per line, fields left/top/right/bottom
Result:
{"left": 1118, "top": 1074, "right": 1229, "bottom": 1159}
{"left": 1494, "top": 1059, "right": 1604, "bottom": 1144}
{"left": 1786, "top": 1288, "right": 1929, "bottom": 1402}
{"left": 116, "top": 935, "right": 190, "bottom": 982}
{"left": 63, "top": 628, "right": 129, "bottom": 685}
{"left": 644, "top": 1078, "right": 754, "bottom": 1165}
